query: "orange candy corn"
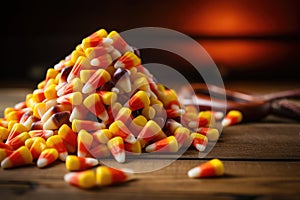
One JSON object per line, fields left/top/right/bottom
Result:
{"left": 72, "top": 119, "right": 105, "bottom": 132}
{"left": 37, "top": 148, "right": 58, "bottom": 168}
{"left": 46, "top": 135, "right": 68, "bottom": 161}
{"left": 90, "top": 54, "right": 112, "bottom": 68}
{"left": 7, "top": 131, "right": 30, "bottom": 150}
{"left": 64, "top": 169, "right": 96, "bottom": 189}
{"left": 6, "top": 123, "right": 28, "bottom": 143}
{"left": 82, "top": 69, "right": 111, "bottom": 94}
{"left": 1, "top": 146, "right": 33, "bottom": 169}
{"left": 145, "top": 136, "right": 178, "bottom": 153}
{"left": 190, "top": 133, "right": 208, "bottom": 152}
{"left": 77, "top": 130, "right": 93, "bottom": 157}
{"left": 29, "top": 137, "right": 47, "bottom": 160}
{"left": 196, "top": 127, "right": 219, "bottom": 141}
{"left": 65, "top": 155, "right": 98, "bottom": 171}
{"left": 124, "top": 141, "right": 142, "bottom": 155}
{"left": 58, "top": 124, "right": 77, "bottom": 153}
{"left": 137, "top": 120, "right": 166, "bottom": 148}
{"left": 129, "top": 90, "right": 150, "bottom": 111}
{"left": 96, "top": 166, "right": 133, "bottom": 186}
{"left": 109, "top": 120, "right": 136, "bottom": 144}
{"left": 188, "top": 159, "right": 224, "bottom": 178}
{"left": 222, "top": 110, "right": 243, "bottom": 127}
{"left": 114, "top": 51, "right": 141, "bottom": 70}
{"left": 107, "top": 136, "right": 125, "bottom": 163}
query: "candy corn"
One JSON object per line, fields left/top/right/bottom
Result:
{"left": 46, "top": 135, "right": 68, "bottom": 161}
{"left": 83, "top": 93, "right": 109, "bottom": 122}
{"left": 190, "top": 133, "right": 208, "bottom": 152}
{"left": 109, "top": 120, "right": 136, "bottom": 144}
{"left": 145, "top": 136, "right": 178, "bottom": 153}
{"left": 65, "top": 155, "right": 98, "bottom": 171}
{"left": 82, "top": 69, "right": 111, "bottom": 94}
{"left": 96, "top": 166, "right": 133, "bottom": 186}
{"left": 37, "top": 148, "right": 58, "bottom": 168}
{"left": 29, "top": 137, "right": 47, "bottom": 160}
{"left": 188, "top": 159, "right": 224, "bottom": 178}
{"left": 58, "top": 124, "right": 77, "bottom": 153}
{"left": 222, "top": 110, "right": 243, "bottom": 127}
{"left": 107, "top": 136, "right": 125, "bottom": 163}
{"left": 64, "top": 169, "right": 96, "bottom": 189}
{"left": 129, "top": 90, "right": 150, "bottom": 111}
{"left": 1, "top": 146, "right": 33, "bottom": 169}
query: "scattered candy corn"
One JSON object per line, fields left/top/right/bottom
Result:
{"left": 96, "top": 166, "right": 133, "bottom": 186}
{"left": 187, "top": 158, "right": 224, "bottom": 178}
{"left": 66, "top": 155, "right": 98, "bottom": 171}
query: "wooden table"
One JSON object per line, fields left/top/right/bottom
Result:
{"left": 0, "top": 81, "right": 300, "bottom": 200}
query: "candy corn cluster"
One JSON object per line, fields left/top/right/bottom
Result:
{"left": 0, "top": 28, "right": 241, "bottom": 188}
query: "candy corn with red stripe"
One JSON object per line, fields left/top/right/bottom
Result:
{"left": 145, "top": 136, "right": 178, "bottom": 153}
{"left": 81, "top": 36, "right": 113, "bottom": 50}
{"left": 29, "top": 137, "right": 47, "bottom": 160}
{"left": 65, "top": 155, "right": 98, "bottom": 171}
{"left": 114, "top": 51, "right": 141, "bottom": 70}
{"left": 6, "top": 123, "right": 28, "bottom": 143}
{"left": 96, "top": 166, "right": 133, "bottom": 186}
{"left": 1, "top": 146, "right": 33, "bottom": 169}
{"left": 57, "top": 92, "right": 83, "bottom": 105}
{"left": 72, "top": 119, "right": 105, "bottom": 132}
{"left": 77, "top": 130, "right": 93, "bottom": 157}
{"left": 64, "top": 169, "right": 96, "bottom": 189}
{"left": 222, "top": 110, "right": 243, "bottom": 127}
{"left": 82, "top": 69, "right": 111, "bottom": 94}
{"left": 188, "top": 159, "right": 224, "bottom": 178}
{"left": 37, "top": 148, "right": 58, "bottom": 168}
{"left": 0, "top": 148, "right": 13, "bottom": 162}
{"left": 109, "top": 120, "right": 136, "bottom": 144}
{"left": 58, "top": 124, "right": 77, "bottom": 153}
{"left": 83, "top": 93, "right": 109, "bottom": 122}
{"left": 196, "top": 127, "right": 219, "bottom": 141}
{"left": 7, "top": 132, "right": 30, "bottom": 150}
{"left": 87, "top": 29, "right": 107, "bottom": 39}
{"left": 46, "top": 135, "right": 68, "bottom": 161}
{"left": 190, "top": 133, "right": 208, "bottom": 152}
{"left": 67, "top": 56, "right": 90, "bottom": 82}
{"left": 90, "top": 54, "right": 112, "bottom": 68}
{"left": 129, "top": 90, "right": 150, "bottom": 111}
{"left": 174, "top": 127, "right": 191, "bottom": 149}
{"left": 107, "top": 31, "right": 133, "bottom": 54}
{"left": 107, "top": 136, "right": 125, "bottom": 163}
{"left": 57, "top": 78, "right": 83, "bottom": 96}
{"left": 137, "top": 120, "right": 167, "bottom": 148}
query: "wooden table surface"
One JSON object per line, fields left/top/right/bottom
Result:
{"left": 0, "top": 81, "right": 300, "bottom": 200}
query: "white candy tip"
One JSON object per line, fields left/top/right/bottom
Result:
{"left": 221, "top": 119, "right": 231, "bottom": 127}
{"left": 37, "top": 158, "right": 47, "bottom": 168}
{"left": 86, "top": 158, "right": 99, "bottom": 166}
{"left": 90, "top": 58, "right": 100, "bottom": 66}
{"left": 114, "top": 61, "right": 124, "bottom": 69}
{"left": 114, "top": 152, "right": 125, "bottom": 163}
{"left": 126, "top": 134, "right": 137, "bottom": 144}
{"left": 188, "top": 167, "right": 201, "bottom": 178}
{"left": 195, "top": 144, "right": 206, "bottom": 152}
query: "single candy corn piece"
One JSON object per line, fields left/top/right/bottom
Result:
{"left": 56, "top": 92, "right": 83, "bottom": 106}
{"left": 88, "top": 28, "right": 108, "bottom": 39}
{"left": 6, "top": 123, "right": 28, "bottom": 143}
{"left": 107, "top": 30, "right": 133, "bottom": 54}
{"left": 37, "top": 148, "right": 58, "bottom": 168}
{"left": 190, "top": 133, "right": 208, "bottom": 152}
{"left": 0, "top": 148, "right": 13, "bottom": 162}
{"left": 30, "top": 137, "right": 47, "bottom": 160}
{"left": 82, "top": 69, "right": 111, "bottom": 94}
{"left": 124, "top": 141, "right": 142, "bottom": 155}
{"left": 187, "top": 158, "right": 224, "bottom": 178}
{"left": 43, "top": 111, "right": 70, "bottom": 130}
{"left": 81, "top": 37, "right": 113, "bottom": 50}
{"left": 114, "top": 51, "right": 141, "bottom": 70}
{"left": 85, "top": 46, "right": 113, "bottom": 58}
{"left": 114, "top": 107, "right": 132, "bottom": 124}
{"left": 7, "top": 132, "right": 30, "bottom": 150}
{"left": 137, "top": 120, "right": 166, "bottom": 148}
{"left": 222, "top": 110, "right": 243, "bottom": 127}
{"left": 90, "top": 54, "right": 112, "bottom": 68}
{"left": 107, "top": 136, "right": 125, "bottom": 163}
{"left": 64, "top": 169, "right": 96, "bottom": 189}
{"left": 67, "top": 56, "right": 90, "bottom": 82}
{"left": 197, "top": 111, "right": 216, "bottom": 128}
{"left": 65, "top": 155, "right": 98, "bottom": 171}
{"left": 45, "top": 68, "right": 59, "bottom": 82}
{"left": 96, "top": 166, "right": 133, "bottom": 187}
{"left": 46, "top": 135, "right": 68, "bottom": 161}
{"left": 77, "top": 130, "right": 93, "bottom": 157}
{"left": 92, "top": 129, "right": 113, "bottom": 144}
{"left": 72, "top": 119, "right": 105, "bottom": 132}
{"left": 83, "top": 93, "right": 109, "bottom": 122}
{"left": 129, "top": 90, "right": 150, "bottom": 111}
{"left": 109, "top": 120, "right": 136, "bottom": 144}
{"left": 44, "top": 84, "right": 58, "bottom": 100}
{"left": 32, "top": 89, "right": 46, "bottom": 103}
{"left": 1, "top": 146, "right": 33, "bottom": 169}
{"left": 197, "top": 127, "right": 220, "bottom": 141}
{"left": 58, "top": 124, "right": 77, "bottom": 153}
{"left": 145, "top": 136, "right": 178, "bottom": 153}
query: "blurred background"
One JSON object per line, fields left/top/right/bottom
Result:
{"left": 1, "top": 0, "right": 299, "bottom": 88}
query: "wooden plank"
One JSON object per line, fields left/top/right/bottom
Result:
{"left": 0, "top": 160, "right": 299, "bottom": 200}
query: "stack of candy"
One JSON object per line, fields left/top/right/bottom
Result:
{"left": 0, "top": 28, "right": 242, "bottom": 188}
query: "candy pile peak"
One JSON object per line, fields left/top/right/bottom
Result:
{"left": 0, "top": 28, "right": 239, "bottom": 188}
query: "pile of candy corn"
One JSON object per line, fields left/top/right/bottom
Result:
{"left": 0, "top": 28, "right": 242, "bottom": 189}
